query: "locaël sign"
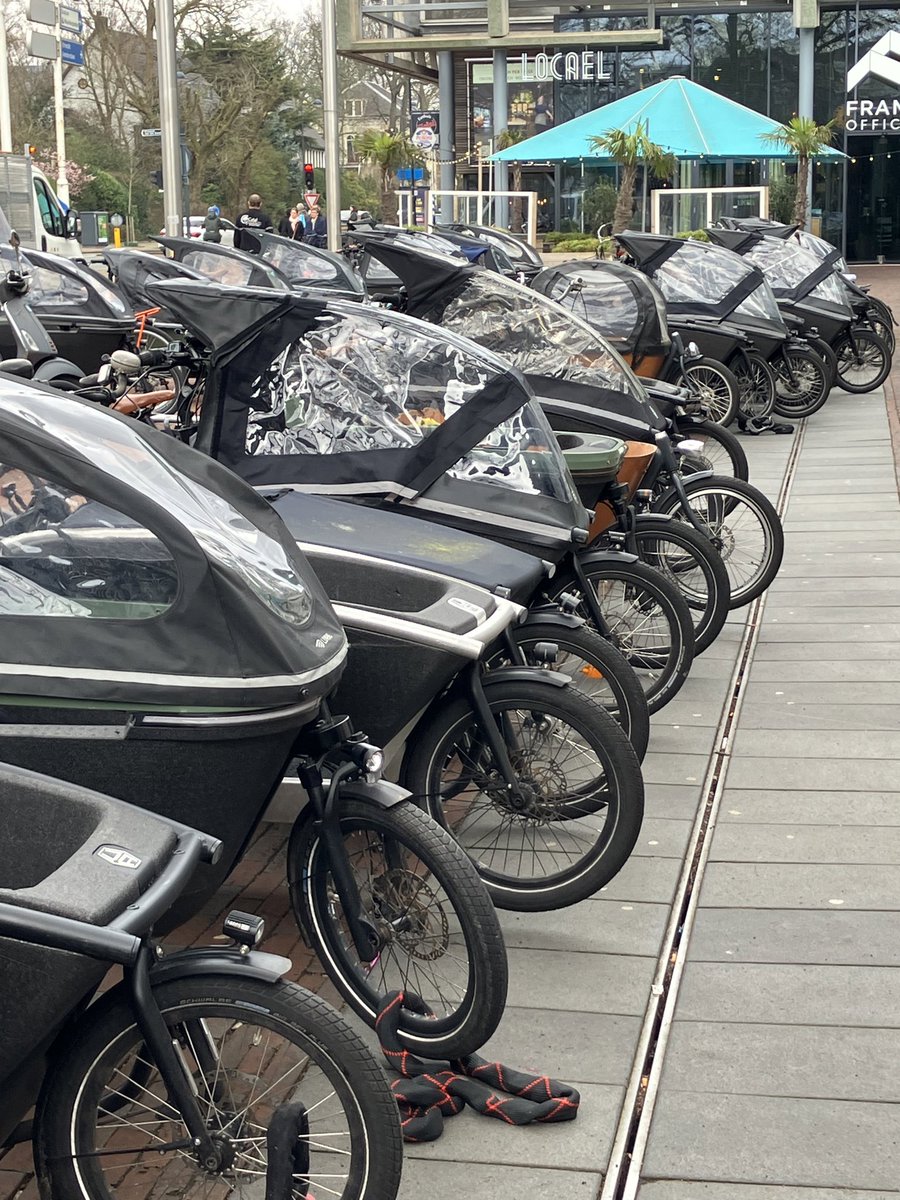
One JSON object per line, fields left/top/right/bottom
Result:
{"left": 517, "top": 51, "right": 611, "bottom": 83}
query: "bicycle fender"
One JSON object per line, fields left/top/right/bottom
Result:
{"left": 33, "top": 358, "right": 83, "bottom": 384}
{"left": 483, "top": 665, "right": 571, "bottom": 689}
{"left": 149, "top": 946, "right": 292, "bottom": 985}
{"left": 338, "top": 778, "right": 409, "bottom": 809}
{"left": 519, "top": 606, "right": 586, "bottom": 632}
{"left": 575, "top": 547, "right": 640, "bottom": 570}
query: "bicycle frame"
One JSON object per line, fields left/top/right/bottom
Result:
{"left": 0, "top": 827, "right": 293, "bottom": 1171}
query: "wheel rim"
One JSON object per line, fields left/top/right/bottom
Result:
{"left": 837, "top": 336, "right": 887, "bottom": 389}
{"left": 306, "top": 818, "right": 476, "bottom": 1036}
{"left": 774, "top": 353, "right": 827, "bottom": 412}
{"left": 72, "top": 1003, "right": 367, "bottom": 1199}
{"left": 733, "top": 359, "right": 772, "bottom": 417}
{"left": 674, "top": 487, "right": 771, "bottom": 601}
{"left": 685, "top": 365, "right": 734, "bottom": 423}
{"left": 425, "top": 701, "right": 620, "bottom": 888}
{"left": 589, "top": 575, "right": 677, "bottom": 695}
{"left": 637, "top": 532, "right": 712, "bottom": 616}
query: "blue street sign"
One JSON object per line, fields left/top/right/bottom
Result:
{"left": 396, "top": 168, "right": 425, "bottom": 182}
{"left": 61, "top": 38, "right": 84, "bottom": 65}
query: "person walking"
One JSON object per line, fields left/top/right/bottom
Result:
{"left": 304, "top": 205, "right": 327, "bottom": 248}
{"left": 233, "top": 194, "right": 273, "bottom": 251}
{"left": 278, "top": 207, "right": 295, "bottom": 237}
{"left": 532, "top": 94, "right": 553, "bottom": 130}
{"left": 347, "top": 204, "right": 359, "bottom": 230}
{"left": 201, "top": 206, "right": 222, "bottom": 243}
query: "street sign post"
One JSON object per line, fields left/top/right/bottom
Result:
{"left": 141, "top": 128, "right": 163, "bottom": 138}
{"left": 304, "top": 191, "right": 320, "bottom": 209}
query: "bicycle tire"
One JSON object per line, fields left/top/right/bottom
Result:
{"left": 807, "top": 335, "right": 838, "bottom": 389}
{"left": 651, "top": 474, "right": 784, "bottom": 607}
{"left": 833, "top": 328, "right": 891, "bottom": 394}
{"left": 288, "top": 797, "right": 507, "bottom": 1059}
{"left": 682, "top": 357, "right": 740, "bottom": 426}
{"left": 403, "top": 678, "right": 644, "bottom": 912}
{"left": 677, "top": 417, "right": 749, "bottom": 482}
{"left": 547, "top": 557, "right": 695, "bottom": 714}
{"left": 864, "top": 300, "right": 895, "bottom": 354}
{"left": 631, "top": 514, "right": 731, "bottom": 655}
{"left": 35, "top": 975, "right": 403, "bottom": 1200}
{"left": 730, "top": 350, "right": 775, "bottom": 419}
{"left": 488, "top": 620, "right": 651, "bottom": 762}
{"left": 772, "top": 346, "right": 831, "bottom": 419}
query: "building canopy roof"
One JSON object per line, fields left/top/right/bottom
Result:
{"left": 492, "top": 76, "right": 846, "bottom": 162}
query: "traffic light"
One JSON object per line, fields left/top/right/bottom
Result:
{"left": 150, "top": 169, "right": 163, "bottom": 189}
{"left": 304, "top": 163, "right": 315, "bottom": 190}
{"left": 24, "top": 144, "right": 37, "bottom": 159}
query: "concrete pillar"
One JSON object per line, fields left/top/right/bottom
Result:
{"left": 798, "top": 26, "right": 815, "bottom": 225}
{"left": 438, "top": 51, "right": 455, "bottom": 222}
{"left": 493, "top": 48, "right": 509, "bottom": 228}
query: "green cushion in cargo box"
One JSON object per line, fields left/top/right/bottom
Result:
{"left": 557, "top": 432, "right": 627, "bottom": 482}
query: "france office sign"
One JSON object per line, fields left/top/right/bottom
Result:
{"left": 846, "top": 30, "right": 900, "bottom": 133}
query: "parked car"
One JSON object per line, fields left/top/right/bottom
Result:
{"left": 158, "top": 216, "right": 235, "bottom": 246}
{"left": 341, "top": 208, "right": 373, "bottom": 228}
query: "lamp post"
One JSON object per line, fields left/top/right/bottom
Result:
{"left": 156, "top": 0, "right": 183, "bottom": 236}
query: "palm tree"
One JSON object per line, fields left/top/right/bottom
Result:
{"left": 762, "top": 116, "right": 836, "bottom": 229}
{"left": 495, "top": 129, "right": 527, "bottom": 232}
{"left": 589, "top": 121, "right": 677, "bottom": 234}
{"left": 356, "top": 130, "right": 423, "bottom": 224}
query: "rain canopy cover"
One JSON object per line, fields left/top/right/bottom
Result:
{"left": 740, "top": 236, "right": 851, "bottom": 312}
{"left": 148, "top": 280, "right": 580, "bottom": 523}
{"left": 242, "top": 231, "right": 365, "bottom": 297}
{"left": 533, "top": 260, "right": 671, "bottom": 357}
{"left": 0, "top": 374, "right": 346, "bottom": 706}
{"left": 644, "top": 238, "right": 784, "bottom": 325}
{"left": 430, "top": 271, "right": 647, "bottom": 402}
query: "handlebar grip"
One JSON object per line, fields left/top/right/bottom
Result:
{"left": 139, "top": 348, "right": 171, "bottom": 368}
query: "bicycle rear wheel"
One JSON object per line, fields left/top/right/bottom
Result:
{"left": 35, "top": 976, "right": 403, "bottom": 1200}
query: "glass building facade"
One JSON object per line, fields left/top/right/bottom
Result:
{"left": 455, "top": 5, "right": 900, "bottom": 260}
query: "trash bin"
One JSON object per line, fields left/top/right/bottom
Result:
{"left": 79, "top": 211, "right": 109, "bottom": 247}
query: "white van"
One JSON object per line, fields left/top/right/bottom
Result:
{"left": 0, "top": 154, "right": 81, "bottom": 258}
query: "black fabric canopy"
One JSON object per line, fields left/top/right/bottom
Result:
{"left": 0, "top": 375, "right": 346, "bottom": 707}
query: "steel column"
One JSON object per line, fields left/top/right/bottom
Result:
{"left": 156, "top": 0, "right": 183, "bottom": 236}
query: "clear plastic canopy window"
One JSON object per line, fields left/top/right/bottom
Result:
{"left": 743, "top": 237, "right": 850, "bottom": 309}
{"left": 243, "top": 306, "right": 577, "bottom": 505}
{"left": 654, "top": 242, "right": 782, "bottom": 323}
{"left": 5, "top": 389, "right": 313, "bottom": 627}
{"left": 546, "top": 273, "right": 641, "bottom": 341}
{"left": 437, "top": 272, "right": 645, "bottom": 400}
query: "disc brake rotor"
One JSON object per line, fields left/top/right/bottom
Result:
{"left": 372, "top": 869, "right": 450, "bottom": 960}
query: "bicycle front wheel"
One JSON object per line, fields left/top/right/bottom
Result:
{"left": 550, "top": 557, "right": 695, "bottom": 713}
{"left": 35, "top": 976, "right": 403, "bottom": 1200}
{"left": 288, "top": 797, "right": 507, "bottom": 1059}
{"left": 772, "top": 346, "right": 831, "bottom": 419}
{"left": 404, "top": 677, "right": 644, "bottom": 912}
{"left": 652, "top": 474, "right": 784, "bottom": 607}
{"left": 488, "top": 620, "right": 651, "bottom": 762}
{"left": 632, "top": 514, "right": 731, "bottom": 654}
